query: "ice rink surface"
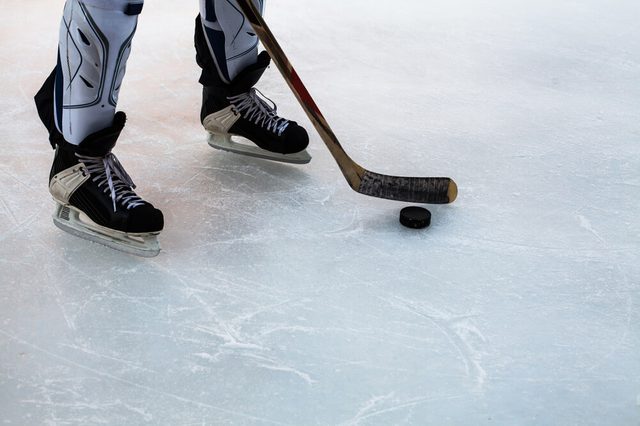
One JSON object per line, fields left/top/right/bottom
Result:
{"left": 1, "top": 0, "right": 639, "bottom": 424}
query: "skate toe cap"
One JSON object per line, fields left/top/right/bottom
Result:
{"left": 283, "top": 123, "right": 309, "bottom": 153}
{"left": 127, "top": 204, "right": 164, "bottom": 233}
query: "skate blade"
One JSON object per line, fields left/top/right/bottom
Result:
{"left": 52, "top": 204, "right": 161, "bottom": 258}
{"left": 207, "top": 133, "right": 311, "bottom": 165}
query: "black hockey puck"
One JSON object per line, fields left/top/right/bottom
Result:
{"left": 399, "top": 206, "right": 431, "bottom": 229}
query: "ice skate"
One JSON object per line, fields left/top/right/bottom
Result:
{"left": 48, "top": 112, "right": 164, "bottom": 257}
{"left": 200, "top": 51, "right": 311, "bottom": 164}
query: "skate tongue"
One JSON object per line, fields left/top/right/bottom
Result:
{"left": 77, "top": 112, "right": 127, "bottom": 157}
{"left": 228, "top": 51, "right": 271, "bottom": 96}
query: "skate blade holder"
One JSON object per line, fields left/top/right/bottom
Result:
{"left": 208, "top": 133, "right": 311, "bottom": 165}
{"left": 53, "top": 204, "right": 161, "bottom": 258}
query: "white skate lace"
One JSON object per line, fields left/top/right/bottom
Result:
{"left": 228, "top": 88, "right": 290, "bottom": 136}
{"left": 76, "top": 153, "right": 145, "bottom": 212}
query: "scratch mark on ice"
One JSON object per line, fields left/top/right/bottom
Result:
{"left": 242, "top": 353, "right": 316, "bottom": 385}
{"left": 577, "top": 214, "right": 605, "bottom": 243}
{"left": 0, "top": 329, "right": 288, "bottom": 425}
{"left": 387, "top": 296, "right": 488, "bottom": 393}
{"left": 340, "top": 394, "right": 463, "bottom": 425}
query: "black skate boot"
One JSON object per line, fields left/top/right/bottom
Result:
{"left": 48, "top": 112, "right": 164, "bottom": 257}
{"left": 195, "top": 17, "right": 310, "bottom": 164}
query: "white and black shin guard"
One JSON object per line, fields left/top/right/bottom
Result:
{"left": 55, "top": 0, "right": 143, "bottom": 145}
{"left": 198, "top": 0, "right": 264, "bottom": 84}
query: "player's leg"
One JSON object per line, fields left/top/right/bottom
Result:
{"left": 195, "top": 0, "right": 311, "bottom": 164}
{"left": 34, "top": 0, "right": 163, "bottom": 257}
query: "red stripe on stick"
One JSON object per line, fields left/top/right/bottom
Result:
{"left": 291, "top": 69, "right": 323, "bottom": 118}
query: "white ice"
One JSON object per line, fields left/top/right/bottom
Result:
{"left": 1, "top": 0, "right": 639, "bottom": 424}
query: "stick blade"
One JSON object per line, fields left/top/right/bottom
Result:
{"left": 358, "top": 171, "right": 457, "bottom": 204}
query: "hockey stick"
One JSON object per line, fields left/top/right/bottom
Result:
{"left": 236, "top": 0, "right": 457, "bottom": 204}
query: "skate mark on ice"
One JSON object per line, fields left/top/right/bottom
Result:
{"left": 257, "top": 324, "right": 318, "bottom": 338}
{"left": 201, "top": 165, "right": 258, "bottom": 181}
{"left": 196, "top": 297, "right": 317, "bottom": 385}
{"left": 0, "top": 193, "right": 20, "bottom": 226}
{"left": 44, "top": 252, "right": 174, "bottom": 335}
{"left": 0, "top": 329, "right": 289, "bottom": 425}
{"left": 117, "top": 329, "right": 223, "bottom": 354}
{"left": 39, "top": 254, "right": 128, "bottom": 330}
{"left": 340, "top": 393, "right": 464, "bottom": 425}
{"left": 387, "top": 296, "right": 488, "bottom": 392}
{"left": 576, "top": 214, "right": 606, "bottom": 243}
{"left": 188, "top": 325, "right": 316, "bottom": 386}
{"left": 180, "top": 292, "right": 317, "bottom": 386}
{"left": 230, "top": 297, "right": 303, "bottom": 325}
{"left": 43, "top": 266, "right": 77, "bottom": 331}
{"left": 9, "top": 361, "right": 153, "bottom": 421}
{"left": 0, "top": 165, "right": 35, "bottom": 191}
{"left": 118, "top": 401, "right": 154, "bottom": 422}
{"left": 242, "top": 352, "right": 316, "bottom": 385}
{"left": 155, "top": 261, "right": 287, "bottom": 303}
{"left": 324, "top": 209, "right": 364, "bottom": 236}
{"left": 342, "top": 392, "right": 395, "bottom": 425}
{"left": 0, "top": 202, "right": 41, "bottom": 243}
{"left": 59, "top": 343, "right": 159, "bottom": 374}
{"left": 177, "top": 169, "right": 206, "bottom": 189}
